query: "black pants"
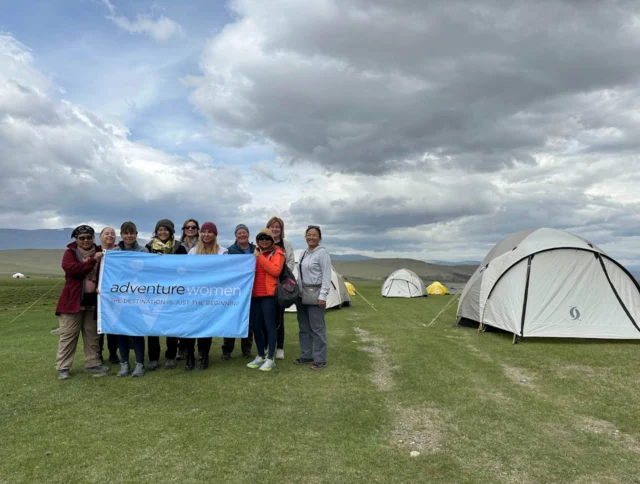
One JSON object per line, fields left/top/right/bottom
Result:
{"left": 99, "top": 333, "right": 119, "bottom": 359}
{"left": 265, "top": 303, "right": 286, "bottom": 350}
{"left": 118, "top": 335, "right": 145, "bottom": 364}
{"left": 183, "top": 338, "right": 212, "bottom": 356}
{"left": 147, "top": 337, "right": 161, "bottom": 361}
{"left": 222, "top": 325, "right": 254, "bottom": 356}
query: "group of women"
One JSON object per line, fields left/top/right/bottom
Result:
{"left": 54, "top": 217, "right": 332, "bottom": 380}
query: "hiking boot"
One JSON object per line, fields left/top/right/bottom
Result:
{"left": 58, "top": 369, "right": 70, "bottom": 380}
{"left": 132, "top": 363, "right": 145, "bottom": 377}
{"left": 84, "top": 364, "right": 110, "bottom": 374}
{"left": 117, "top": 362, "right": 130, "bottom": 377}
{"left": 220, "top": 353, "right": 231, "bottom": 361}
{"left": 275, "top": 349, "right": 284, "bottom": 360}
{"left": 242, "top": 352, "right": 253, "bottom": 359}
{"left": 259, "top": 358, "right": 276, "bottom": 372}
{"left": 164, "top": 359, "right": 176, "bottom": 370}
{"left": 310, "top": 362, "right": 327, "bottom": 371}
{"left": 246, "top": 356, "right": 265, "bottom": 369}
{"left": 199, "top": 354, "right": 210, "bottom": 370}
{"left": 146, "top": 360, "right": 158, "bottom": 371}
{"left": 293, "top": 358, "right": 313, "bottom": 365}
{"left": 109, "top": 354, "right": 120, "bottom": 364}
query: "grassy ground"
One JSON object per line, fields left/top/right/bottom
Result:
{"left": 1, "top": 280, "right": 640, "bottom": 483}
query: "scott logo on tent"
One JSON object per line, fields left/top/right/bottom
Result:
{"left": 569, "top": 306, "right": 581, "bottom": 321}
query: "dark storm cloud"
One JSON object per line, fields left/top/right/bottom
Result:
{"left": 190, "top": 0, "right": 640, "bottom": 174}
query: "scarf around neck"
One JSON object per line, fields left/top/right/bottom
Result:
{"left": 151, "top": 237, "right": 175, "bottom": 254}
{"left": 76, "top": 245, "right": 98, "bottom": 293}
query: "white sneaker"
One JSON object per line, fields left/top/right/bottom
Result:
{"left": 259, "top": 358, "right": 276, "bottom": 372}
{"left": 247, "top": 356, "right": 265, "bottom": 369}
{"left": 275, "top": 349, "right": 284, "bottom": 360}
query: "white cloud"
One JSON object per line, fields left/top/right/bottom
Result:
{"left": 0, "top": 33, "right": 249, "bottom": 234}
{"left": 102, "top": 0, "right": 184, "bottom": 42}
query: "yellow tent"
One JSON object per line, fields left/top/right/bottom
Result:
{"left": 426, "top": 281, "right": 450, "bottom": 295}
{"left": 344, "top": 281, "right": 357, "bottom": 296}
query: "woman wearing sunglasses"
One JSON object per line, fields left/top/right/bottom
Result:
{"left": 185, "top": 221, "right": 228, "bottom": 370}
{"left": 145, "top": 219, "right": 188, "bottom": 371}
{"left": 180, "top": 219, "right": 200, "bottom": 253}
{"left": 54, "top": 225, "right": 110, "bottom": 380}
{"left": 176, "top": 219, "right": 199, "bottom": 360}
{"left": 266, "top": 217, "right": 295, "bottom": 360}
{"left": 246, "top": 228, "right": 285, "bottom": 372}
{"left": 295, "top": 225, "right": 331, "bottom": 370}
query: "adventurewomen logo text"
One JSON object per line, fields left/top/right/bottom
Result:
{"left": 110, "top": 282, "right": 242, "bottom": 297}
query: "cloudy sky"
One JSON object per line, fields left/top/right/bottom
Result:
{"left": 2, "top": 0, "right": 640, "bottom": 264}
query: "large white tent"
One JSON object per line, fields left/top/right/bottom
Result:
{"left": 285, "top": 249, "right": 351, "bottom": 312}
{"left": 381, "top": 269, "right": 426, "bottom": 298}
{"left": 457, "top": 228, "right": 640, "bottom": 340}
{"left": 12, "top": 273, "right": 25, "bottom": 279}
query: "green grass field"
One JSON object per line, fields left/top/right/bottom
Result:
{"left": 1, "top": 279, "right": 640, "bottom": 484}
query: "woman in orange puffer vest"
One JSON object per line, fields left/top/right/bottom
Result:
{"left": 246, "top": 228, "right": 285, "bottom": 372}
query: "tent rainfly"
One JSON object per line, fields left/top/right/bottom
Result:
{"left": 285, "top": 250, "right": 351, "bottom": 312}
{"left": 381, "top": 269, "right": 426, "bottom": 298}
{"left": 457, "top": 228, "right": 640, "bottom": 340}
{"left": 427, "top": 281, "right": 450, "bottom": 295}
{"left": 12, "top": 273, "right": 25, "bottom": 279}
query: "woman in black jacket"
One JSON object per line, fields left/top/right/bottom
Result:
{"left": 144, "top": 219, "right": 188, "bottom": 370}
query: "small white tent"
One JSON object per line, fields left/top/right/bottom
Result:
{"left": 457, "top": 228, "right": 640, "bottom": 340}
{"left": 381, "top": 269, "right": 426, "bottom": 298}
{"left": 12, "top": 273, "right": 25, "bottom": 279}
{"left": 286, "top": 249, "right": 351, "bottom": 312}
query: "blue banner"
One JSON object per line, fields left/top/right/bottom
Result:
{"left": 98, "top": 252, "right": 255, "bottom": 338}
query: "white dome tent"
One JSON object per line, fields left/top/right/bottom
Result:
{"left": 285, "top": 249, "right": 351, "bottom": 312}
{"left": 12, "top": 273, "right": 25, "bottom": 279}
{"left": 381, "top": 269, "right": 426, "bottom": 298}
{"left": 457, "top": 228, "right": 640, "bottom": 340}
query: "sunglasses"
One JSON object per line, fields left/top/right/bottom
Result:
{"left": 184, "top": 225, "right": 198, "bottom": 230}
{"left": 307, "top": 225, "right": 320, "bottom": 230}
{"left": 77, "top": 236, "right": 93, "bottom": 241}
{"left": 257, "top": 235, "right": 273, "bottom": 241}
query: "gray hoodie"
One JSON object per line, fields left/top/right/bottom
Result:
{"left": 298, "top": 246, "right": 332, "bottom": 301}
{"left": 113, "top": 241, "right": 148, "bottom": 252}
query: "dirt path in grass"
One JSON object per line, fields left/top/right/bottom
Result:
{"left": 353, "top": 324, "right": 444, "bottom": 456}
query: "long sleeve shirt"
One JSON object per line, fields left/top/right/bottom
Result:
{"left": 299, "top": 246, "right": 332, "bottom": 301}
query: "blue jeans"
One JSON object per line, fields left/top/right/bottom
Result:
{"left": 118, "top": 335, "right": 145, "bottom": 364}
{"left": 250, "top": 296, "right": 277, "bottom": 359}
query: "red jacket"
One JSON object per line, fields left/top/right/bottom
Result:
{"left": 252, "top": 246, "right": 285, "bottom": 297}
{"left": 55, "top": 242, "right": 102, "bottom": 315}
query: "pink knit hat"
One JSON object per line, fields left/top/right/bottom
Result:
{"left": 200, "top": 221, "right": 218, "bottom": 236}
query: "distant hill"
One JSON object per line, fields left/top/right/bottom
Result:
{"left": 427, "top": 259, "right": 482, "bottom": 266}
{"left": 329, "top": 254, "right": 374, "bottom": 261}
{"left": 0, "top": 249, "right": 65, "bottom": 277}
{"left": 0, "top": 228, "right": 75, "bottom": 250}
{"left": 333, "top": 258, "right": 478, "bottom": 283}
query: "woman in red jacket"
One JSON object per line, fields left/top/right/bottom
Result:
{"left": 246, "top": 228, "right": 285, "bottom": 372}
{"left": 55, "top": 225, "right": 110, "bottom": 380}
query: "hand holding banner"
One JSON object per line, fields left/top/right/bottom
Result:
{"left": 98, "top": 252, "right": 255, "bottom": 338}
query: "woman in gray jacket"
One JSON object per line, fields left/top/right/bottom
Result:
{"left": 294, "top": 225, "right": 331, "bottom": 370}
{"left": 267, "top": 217, "right": 294, "bottom": 360}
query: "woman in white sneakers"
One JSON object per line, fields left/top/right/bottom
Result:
{"left": 266, "top": 216, "right": 294, "bottom": 360}
{"left": 246, "top": 228, "right": 285, "bottom": 372}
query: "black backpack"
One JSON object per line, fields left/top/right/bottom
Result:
{"left": 277, "top": 263, "right": 300, "bottom": 308}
